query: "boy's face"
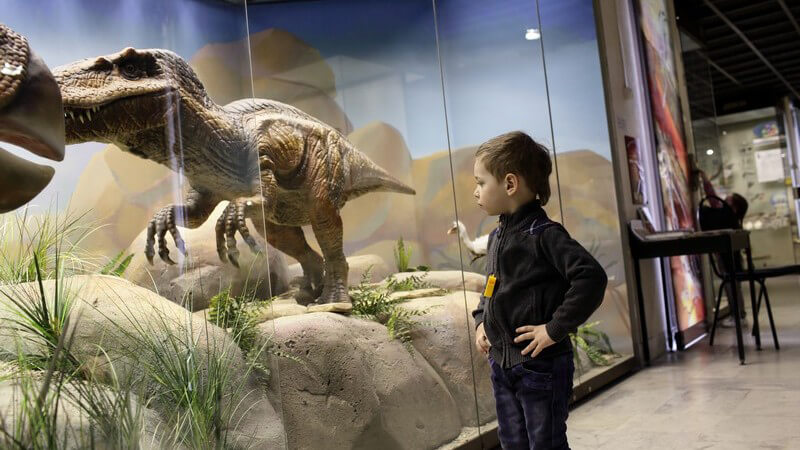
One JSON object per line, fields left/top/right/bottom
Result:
{"left": 474, "top": 157, "right": 509, "bottom": 216}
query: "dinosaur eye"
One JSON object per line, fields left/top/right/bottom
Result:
{"left": 121, "top": 63, "right": 140, "bottom": 80}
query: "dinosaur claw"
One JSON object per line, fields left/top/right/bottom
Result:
{"left": 174, "top": 236, "right": 187, "bottom": 256}
{"left": 158, "top": 247, "right": 175, "bottom": 265}
{"left": 228, "top": 252, "right": 240, "bottom": 268}
{"left": 242, "top": 235, "right": 262, "bottom": 255}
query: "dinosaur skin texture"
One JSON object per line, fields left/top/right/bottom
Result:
{"left": 53, "top": 47, "right": 415, "bottom": 304}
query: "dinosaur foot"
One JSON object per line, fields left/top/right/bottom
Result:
{"left": 215, "top": 200, "right": 263, "bottom": 268}
{"left": 145, "top": 204, "right": 187, "bottom": 265}
{"left": 286, "top": 276, "right": 322, "bottom": 305}
{"left": 314, "top": 282, "right": 350, "bottom": 305}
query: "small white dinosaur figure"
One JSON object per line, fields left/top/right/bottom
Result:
{"left": 447, "top": 221, "right": 489, "bottom": 259}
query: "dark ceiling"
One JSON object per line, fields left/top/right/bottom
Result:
{"left": 675, "top": 0, "right": 800, "bottom": 116}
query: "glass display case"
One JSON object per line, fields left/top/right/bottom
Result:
{"left": 0, "top": 0, "right": 636, "bottom": 448}
{"left": 697, "top": 109, "right": 798, "bottom": 268}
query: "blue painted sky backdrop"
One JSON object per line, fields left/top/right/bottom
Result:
{"left": 1, "top": 0, "right": 610, "bottom": 207}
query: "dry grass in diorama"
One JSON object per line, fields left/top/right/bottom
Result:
{"left": 0, "top": 211, "right": 284, "bottom": 449}
{"left": 0, "top": 206, "right": 133, "bottom": 284}
{"left": 0, "top": 256, "right": 147, "bottom": 449}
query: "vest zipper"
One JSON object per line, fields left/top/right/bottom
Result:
{"left": 489, "top": 224, "right": 509, "bottom": 367}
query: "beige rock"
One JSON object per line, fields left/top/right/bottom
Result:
{"left": 388, "top": 288, "right": 448, "bottom": 301}
{"left": 124, "top": 202, "right": 289, "bottom": 311}
{"left": 260, "top": 313, "right": 461, "bottom": 449}
{"left": 346, "top": 254, "right": 393, "bottom": 286}
{"left": 381, "top": 271, "right": 487, "bottom": 293}
{"left": 256, "top": 302, "right": 308, "bottom": 321}
{"left": 0, "top": 275, "right": 285, "bottom": 448}
{"left": 341, "top": 122, "right": 417, "bottom": 246}
{"left": 400, "top": 292, "right": 496, "bottom": 427}
{"left": 306, "top": 302, "right": 352, "bottom": 314}
{"left": 190, "top": 28, "right": 352, "bottom": 134}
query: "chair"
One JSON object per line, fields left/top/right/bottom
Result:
{"left": 697, "top": 195, "right": 792, "bottom": 350}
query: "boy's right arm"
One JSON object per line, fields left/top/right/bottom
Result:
{"left": 471, "top": 228, "right": 496, "bottom": 330}
{"left": 472, "top": 296, "right": 487, "bottom": 329}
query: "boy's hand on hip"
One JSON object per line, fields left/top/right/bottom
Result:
{"left": 515, "top": 325, "right": 555, "bottom": 358}
{"left": 476, "top": 323, "right": 491, "bottom": 355}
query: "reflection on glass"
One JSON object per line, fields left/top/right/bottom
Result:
{"left": 242, "top": 1, "right": 482, "bottom": 448}
{"left": 0, "top": 0, "right": 638, "bottom": 448}
{"left": 538, "top": 0, "right": 634, "bottom": 383}
{"left": 1, "top": 1, "right": 289, "bottom": 449}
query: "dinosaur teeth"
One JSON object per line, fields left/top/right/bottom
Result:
{"left": 68, "top": 111, "right": 75, "bottom": 120}
{"left": 79, "top": 114, "right": 84, "bottom": 124}
{"left": 86, "top": 110, "right": 92, "bottom": 121}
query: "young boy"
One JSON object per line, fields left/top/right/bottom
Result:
{"left": 471, "top": 131, "right": 607, "bottom": 449}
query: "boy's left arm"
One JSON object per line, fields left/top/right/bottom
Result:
{"left": 539, "top": 226, "right": 608, "bottom": 344}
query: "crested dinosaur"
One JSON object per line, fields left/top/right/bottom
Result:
{"left": 0, "top": 23, "right": 65, "bottom": 213}
{"left": 53, "top": 47, "right": 415, "bottom": 304}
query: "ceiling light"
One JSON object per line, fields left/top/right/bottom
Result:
{"left": 525, "top": 28, "right": 541, "bottom": 41}
{"left": 706, "top": 149, "right": 714, "bottom": 155}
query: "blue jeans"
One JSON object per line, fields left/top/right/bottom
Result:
{"left": 489, "top": 353, "right": 574, "bottom": 449}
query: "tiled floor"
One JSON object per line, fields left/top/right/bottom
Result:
{"left": 568, "top": 276, "right": 800, "bottom": 450}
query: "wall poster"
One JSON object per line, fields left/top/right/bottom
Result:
{"left": 637, "top": 0, "right": 705, "bottom": 333}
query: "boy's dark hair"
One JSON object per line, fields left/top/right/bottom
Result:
{"left": 475, "top": 131, "right": 553, "bottom": 205}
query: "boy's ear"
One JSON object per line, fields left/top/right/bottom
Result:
{"left": 505, "top": 173, "right": 518, "bottom": 196}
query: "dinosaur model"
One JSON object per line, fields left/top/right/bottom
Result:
{"left": 0, "top": 23, "right": 65, "bottom": 213}
{"left": 54, "top": 47, "right": 415, "bottom": 303}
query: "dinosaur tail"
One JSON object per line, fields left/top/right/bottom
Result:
{"left": 345, "top": 149, "right": 416, "bottom": 200}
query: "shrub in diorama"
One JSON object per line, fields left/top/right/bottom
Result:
{"left": 569, "top": 321, "right": 621, "bottom": 373}
{"left": 393, "top": 237, "right": 430, "bottom": 273}
{"left": 207, "top": 287, "right": 300, "bottom": 380}
{"left": 349, "top": 268, "right": 436, "bottom": 351}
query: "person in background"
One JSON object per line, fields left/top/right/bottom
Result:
{"left": 697, "top": 169, "right": 749, "bottom": 326}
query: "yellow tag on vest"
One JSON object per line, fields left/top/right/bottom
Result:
{"left": 483, "top": 275, "right": 497, "bottom": 297}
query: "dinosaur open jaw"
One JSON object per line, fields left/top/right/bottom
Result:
{"left": 63, "top": 89, "right": 174, "bottom": 127}
{"left": 63, "top": 104, "right": 103, "bottom": 124}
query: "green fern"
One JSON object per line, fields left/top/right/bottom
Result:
{"left": 385, "top": 272, "right": 433, "bottom": 292}
{"left": 393, "top": 237, "right": 412, "bottom": 272}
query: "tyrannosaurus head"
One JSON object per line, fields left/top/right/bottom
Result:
{"left": 54, "top": 47, "right": 204, "bottom": 146}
